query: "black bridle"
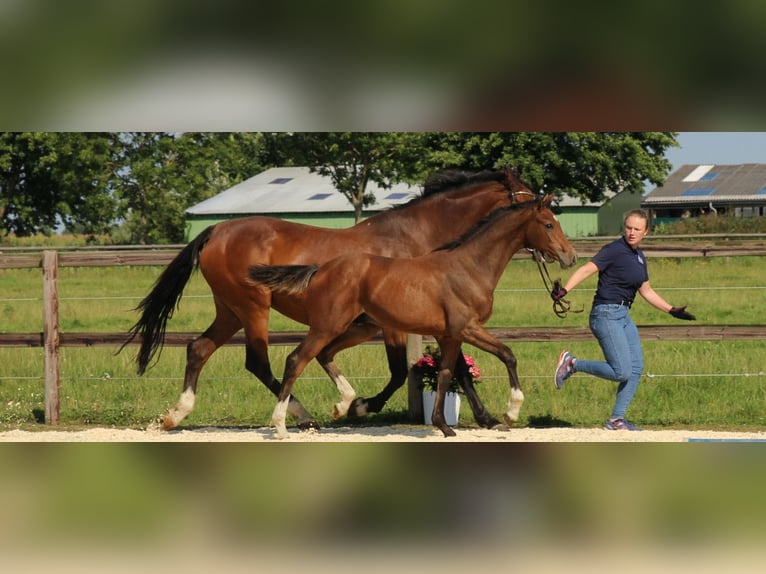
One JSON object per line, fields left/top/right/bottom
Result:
{"left": 529, "top": 249, "right": 582, "bottom": 319}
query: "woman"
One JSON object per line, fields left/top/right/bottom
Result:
{"left": 551, "top": 209, "right": 696, "bottom": 430}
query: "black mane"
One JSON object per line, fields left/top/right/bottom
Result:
{"left": 422, "top": 169, "right": 509, "bottom": 196}
{"left": 434, "top": 199, "right": 540, "bottom": 252}
{"left": 385, "top": 168, "right": 509, "bottom": 215}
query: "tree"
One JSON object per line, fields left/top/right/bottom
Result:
{"left": 0, "top": 132, "right": 118, "bottom": 236}
{"left": 114, "top": 132, "right": 271, "bottom": 243}
{"left": 419, "top": 132, "right": 677, "bottom": 202}
{"left": 53, "top": 132, "right": 121, "bottom": 236}
{"left": 277, "top": 133, "right": 425, "bottom": 223}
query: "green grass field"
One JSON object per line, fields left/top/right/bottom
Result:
{"left": 1, "top": 256, "right": 765, "bottom": 430}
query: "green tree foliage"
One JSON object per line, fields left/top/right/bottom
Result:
{"left": 419, "top": 132, "right": 677, "bottom": 202}
{"left": 113, "top": 132, "right": 271, "bottom": 243}
{"left": 0, "top": 132, "right": 118, "bottom": 236}
{"left": 53, "top": 133, "right": 121, "bottom": 236}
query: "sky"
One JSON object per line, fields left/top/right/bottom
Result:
{"left": 666, "top": 132, "right": 766, "bottom": 171}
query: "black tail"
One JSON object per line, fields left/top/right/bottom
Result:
{"left": 119, "top": 226, "right": 214, "bottom": 374}
{"left": 248, "top": 264, "right": 319, "bottom": 296}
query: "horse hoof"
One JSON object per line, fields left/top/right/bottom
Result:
{"left": 478, "top": 417, "right": 504, "bottom": 429}
{"left": 161, "top": 416, "right": 177, "bottom": 431}
{"left": 489, "top": 423, "right": 511, "bottom": 432}
{"left": 441, "top": 427, "right": 457, "bottom": 438}
{"left": 502, "top": 414, "right": 518, "bottom": 427}
{"left": 332, "top": 404, "right": 349, "bottom": 420}
{"left": 347, "top": 398, "right": 369, "bottom": 418}
{"left": 297, "top": 420, "right": 321, "bottom": 432}
{"left": 146, "top": 418, "right": 163, "bottom": 432}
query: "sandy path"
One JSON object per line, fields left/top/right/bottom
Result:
{"left": 1, "top": 425, "right": 765, "bottom": 442}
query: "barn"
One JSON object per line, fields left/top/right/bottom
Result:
{"left": 555, "top": 189, "right": 642, "bottom": 237}
{"left": 641, "top": 163, "right": 766, "bottom": 224}
{"left": 184, "top": 166, "right": 419, "bottom": 240}
{"left": 185, "top": 166, "right": 633, "bottom": 240}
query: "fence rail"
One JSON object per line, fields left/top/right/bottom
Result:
{"left": 4, "top": 241, "right": 766, "bottom": 270}
{"left": 2, "top": 324, "right": 765, "bottom": 348}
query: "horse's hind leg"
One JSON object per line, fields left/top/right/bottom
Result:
{"left": 315, "top": 320, "right": 383, "bottom": 419}
{"left": 160, "top": 310, "right": 241, "bottom": 430}
{"left": 347, "top": 328, "right": 409, "bottom": 417}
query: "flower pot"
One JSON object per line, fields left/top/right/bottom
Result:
{"left": 422, "top": 390, "right": 461, "bottom": 426}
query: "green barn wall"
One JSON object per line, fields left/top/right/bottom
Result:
{"left": 598, "top": 190, "right": 643, "bottom": 235}
{"left": 556, "top": 209, "right": 599, "bottom": 238}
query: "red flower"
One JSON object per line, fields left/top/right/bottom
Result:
{"left": 412, "top": 345, "right": 481, "bottom": 393}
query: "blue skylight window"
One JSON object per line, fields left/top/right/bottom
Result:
{"left": 699, "top": 172, "right": 718, "bottom": 181}
{"left": 270, "top": 178, "right": 293, "bottom": 184}
{"left": 308, "top": 193, "right": 332, "bottom": 200}
{"left": 681, "top": 188, "right": 715, "bottom": 197}
{"left": 385, "top": 192, "right": 410, "bottom": 200}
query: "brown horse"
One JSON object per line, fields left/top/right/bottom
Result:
{"left": 121, "top": 167, "right": 537, "bottom": 431}
{"left": 249, "top": 195, "right": 577, "bottom": 438}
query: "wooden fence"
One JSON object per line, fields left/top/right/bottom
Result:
{"left": 2, "top": 245, "right": 766, "bottom": 424}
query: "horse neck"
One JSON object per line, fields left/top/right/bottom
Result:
{"left": 454, "top": 208, "right": 531, "bottom": 285}
{"left": 369, "top": 183, "right": 508, "bottom": 246}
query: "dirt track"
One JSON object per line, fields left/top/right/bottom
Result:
{"left": 2, "top": 425, "right": 765, "bottom": 442}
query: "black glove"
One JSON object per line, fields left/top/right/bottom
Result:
{"left": 669, "top": 306, "right": 696, "bottom": 321}
{"left": 550, "top": 280, "right": 568, "bottom": 302}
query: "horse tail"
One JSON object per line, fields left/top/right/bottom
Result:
{"left": 248, "top": 264, "right": 319, "bottom": 296}
{"left": 119, "top": 226, "right": 214, "bottom": 375}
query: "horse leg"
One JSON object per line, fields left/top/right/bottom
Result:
{"left": 461, "top": 325, "right": 525, "bottom": 427}
{"left": 454, "top": 350, "right": 508, "bottom": 431}
{"left": 431, "top": 339, "right": 461, "bottom": 438}
{"left": 272, "top": 332, "right": 335, "bottom": 439}
{"left": 160, "top": 309, "right": 241, "bottom": 430}
{"left": 313, "top": 320, "right": 385, "bottom": 418}
{"left": 244, "top": 334, "right": 319, "bottom": 430}
{"left": 347, "top": 328, "right": 409, "bottom": 417}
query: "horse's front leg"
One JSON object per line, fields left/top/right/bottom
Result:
{"left": 431, "top": 340, "right": 461, "bottom": 438}
{"left": 272, "top": 333, "right": 333, "bottom": 439}
{"left": 455, "top": 350, "right": 508, "bottom": 431}
{"left": 462, "top": 326, "right": 524, "bottom": 426}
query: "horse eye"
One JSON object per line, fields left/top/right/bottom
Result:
{"left": 545, "top": 223, "right": 554, "bottom": 230}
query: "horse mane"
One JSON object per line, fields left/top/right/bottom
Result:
{"left": 434, "top": 198, "right": 541, "bottom": 252}
{"left": 422, "top": 169, "right": 509, "bottom": 196}
{"left": 384, "top": 168, "right": 510, "bottom": 214}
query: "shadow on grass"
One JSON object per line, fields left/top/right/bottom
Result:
{"left": 526, "top": 415, "right": 573, "bottom": 428}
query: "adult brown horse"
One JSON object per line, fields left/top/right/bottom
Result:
{"left": 249, "top": 195, "right": 577, "bottom": 438}
{"left": 122, "top": 167, "right": 537, "bottom": 431}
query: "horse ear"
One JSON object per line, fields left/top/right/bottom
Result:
{"left": 504, "top": 166, "right": 520, "bottom": 179}
{"left": 540, "top": 194, "right": 554, "bottom": 209}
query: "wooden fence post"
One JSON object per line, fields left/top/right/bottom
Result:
{"left": 406, "top": 334, "right": 423, "bottom": 422}
{"left": 42, "top": 251, "right": 60, "bottom": 424}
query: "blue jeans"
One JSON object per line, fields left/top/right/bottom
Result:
{"left": 573, "top": 304, "right": 644, "bottom": 420}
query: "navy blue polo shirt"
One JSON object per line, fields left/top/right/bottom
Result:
{"left": 590, "top": 236, "right": 649, "bottom": 307}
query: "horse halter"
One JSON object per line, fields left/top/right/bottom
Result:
{"left": 510, "top": 190, "right": 537, "bottom": 203}
{"left": 528, "top": 249, "right": 583, "bottom": 319}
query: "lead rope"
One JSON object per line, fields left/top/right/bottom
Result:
{"left": 528, "top": 249, "right": 583, "bottom": 319}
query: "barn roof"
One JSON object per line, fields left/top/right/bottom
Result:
{"left": 185, "top": 166, "right": 419, "bottom": 216}
{"left": 642, "top": 164, "right": 766, "bottom": 209}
